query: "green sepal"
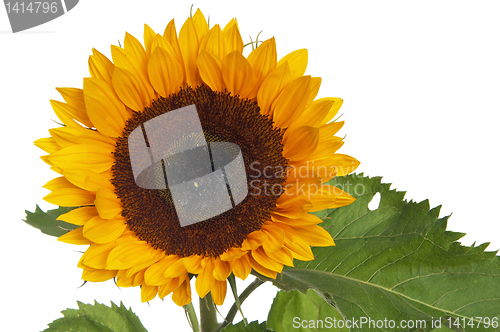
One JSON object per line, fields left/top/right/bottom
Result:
{"left": 24, "top": 204, "right": 79, "bottom": 237}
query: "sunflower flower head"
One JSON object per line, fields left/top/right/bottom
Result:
{"left": 35, "top": 9, "right": 360, "bottom": 306}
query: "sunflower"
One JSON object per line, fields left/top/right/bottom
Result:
{"left": 35, "top": 9, "right": 359, "bottom": 306}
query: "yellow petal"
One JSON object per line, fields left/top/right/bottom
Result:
{"left": 271, "top": 212, "right": 323, "bottom": 228}
{"left": 213, "top": 258, "right": 232, "bottom": 281}
{"left": 195, "top": 257, "right": 215, "bottom": 298}
{"left": 275, "top": 223, "right": 314, "bottom": 261}
{"left": 277, "top": 49, "right": 308, "bottom": 80}
{"left": 126, "top": 248, "right": 165, "bottom": 278}
{"left": 144, "top": 255, "right": 180, "bottom": 286}
{"left": 283, "top": 126, "right": 319, "bottom": 161}
{"left": 116, "top": 269, "right": 145, "bottom": 287}
{"left": 40, "top": 155, "right": 53, "bottom": 167}
{"left": 172, "top": 278, "right": 192, "bottom": 306}
{"left": 58, "top": 227, "right": 92, "bottom": 245}
{"left": 307, "top": 77, "right": 322, "bottom": 107}
{"left": 251, "top": 247, "right": 283, "bottom": 272}
{"left": 88, "top": 48, "right": 114, "bottom": 85}
{"left": 83, "top": 215, "right": 126, "bottom": 244}
{"left": 83, "top": 77, "right": 129, "bottom": 137}
{"left": 49, "top": 126, "right": 115, "bottom": 148}
{"left": 42, "top": 176, "right": 73, "bottom": 191}
{"left": 148, "top": 46, "right": 184, "bottom": 98}
{"left": 112, "top": 67, "right": 150, "bottom": 112}
{"left": 183, "top": 255, "right": 204, "bottom": 274}
{"left": 200, "top": 25, "right": 225, "bottom": 59}
{"left": 179, "top": 17, "right": 201, "bottom": 87}
{"left": 143, "top": 24, "right": 156, "bottom": 57}
{"left": 141, "top": 285, "right": 158, "bottom": 302}
{"left": 295, "top": 98, "right": 342, "bottom": 128}
{"left": 57, "top": 206, "right": 99, "bottom": 226}
{"left": 106, "top": 240, "right": 151, "bottom": 270}
{"left": 211, "top": 280, "right": 227, "bottom": 306}
{"left": 328, "top": 154, "right": 360, "bottom": 176}
{"left": 111, "top": 45, "right": 156, "bottom": 104}
{"left": 63, "top": 169, "right": 113, "bottom": 192}
{"left": 308, "top": 186, "right": 355, "bottom": 212}
{"left": 282, "top": 176, "right": 323, "bottom": 201}
{"left": 222, "top": 51, "right": 253, "bottom": 98}
{"left": 163, "top": 258, "right": 188, "bottom": 278}
{"left": 273, "top": 76, "right": 311, "bottom": 128}
{"left": 192, "top": 9, "right": 209, "bottom": 40}
{"left": 283, "top": 166, "right": 317, "bottom": 184}
{"left": 150, "top": 33, "right": 177, "bottom": 57}
{"left": 300, "top": 153, "right": 358, "bottom": 181}
{"left": 124, "top": 32, "right": 148, "bottom": 68}
{"left": 82, "top": 242, "right": 118, "bottom": 269}
{"left": 56, "top": 87, "right": 85, "bottom": 108}
{"left": 220, "top": 247, "right": 247, "bottom": 262}
{"left": 197, "top": 50, "right": 224, "bottom": 92}
{"left": 47, "top": 143, "right": 114, "bottom": 173}
{"left": 261, "top": 224, "right": 285, "bottom": 253}
{"left": 95, "top": 187, "right": 122, "bottom": 220}
{"left": 44, "top": 187, "right": 95, "bottom": 207}
{"left": 306, "top": 138, "right": 344, "bottom": 162}
{"left": 34, "top": 137, "right": 60, "bottom": 154}
{"left": 77, "top": 255, "right": 93, "bottom": 269}
{"left": 257, "top": 62, "right": 291, "bottom": 116}
{"left": 56, "top": 87, "right": 93, "bottom": 128}
{"left": 247, "top": 37, "right": 277, "bottom": 96}
{"left": 232, "top": 254, "right": 251, "bottom": 280}
{"left": 50, "top": 100, "right": 84, "bottom": 128}
{"left": 163, "top": 19, "right": 179, "bottom": 46}
{"left": 241, "top": 230, "right": 268, "bottom": 251}
{"left": 50, "top": 165, "right": 64, "bottom": 174}
{"left": 222, "top": 19, "right": 243, "bottom": 54}
{"left": 273, "top": 197, "right": 312, "bottom": 218}
{"left": 248, "top": 254, "right": 277, "bottom": 279}
{"left": 163, "top": 19, "right": 186, "bottom": 80}
{"left": 264, "top": 246, "right": 294, "bottom": 267}
{"left": 289, "top": 159, "right": 334, "bottom": 183}
{"left": 158, "top": 277, "right": 182, "bottom": 298}
{"left": 319, "top": 120, "right": 344, "bottom": 138}
{"left": 293, "top": 225, "right": 335, "bottom": 247}
{"left": 133, "top": 270, "right": 146, "bottom": 287}
{"left": 82, "top": 268, "right": 117, "bottom": 282}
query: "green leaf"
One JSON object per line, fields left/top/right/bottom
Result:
{"left": 257, "top": 174, "right": 500, "bottom": 332}
{"left": 268, "top": 289, "right": 348, "bottom": 332}
{"left": 221, "top": 320, "right": 272, "bottom": 332}
{"left": 44, "top": 301, "right": 148, "bottom": 332}
{"left": 24, "top": 204, "right": 78, "bottom": 237}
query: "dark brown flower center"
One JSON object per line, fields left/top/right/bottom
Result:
{"left": 112, "top": 85, "right": 288, "bottom": 257}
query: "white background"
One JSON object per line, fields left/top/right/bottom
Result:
{"left": 1, "top": 0, "right": 500, "bottom": 331}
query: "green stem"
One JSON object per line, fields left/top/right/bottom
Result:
{"left": 219, "top": 277, "right": 265, "bottom": 330}
{"left": 228, "top": 274, "right": 247, "bottom": 327}
{"left": 183, "top": 302, "right": 200, "bottom": 332}
{"left": 200, "top": 293, "right": 220, "bottom": 332}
